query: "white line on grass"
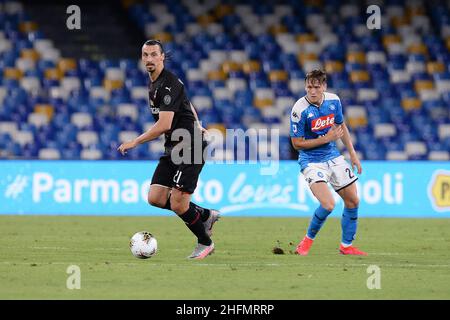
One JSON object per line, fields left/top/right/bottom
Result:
{"left": 1, "top": 261, "right": 449, "bottom": 268}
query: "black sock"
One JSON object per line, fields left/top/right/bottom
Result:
{"left": 190, "top": 202, "right": 211, "bottom": 222}
{"left": 179, "top": 205, "right": 212, "bottom": 246}
{"left": 165, "top": 197, "right": 210, "bottom": 222}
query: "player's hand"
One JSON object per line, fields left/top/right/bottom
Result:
{"left": 117, "top": 140, "right": 137, "bottom": 156}
{"left": 325, "top": 125, "right": 343, "bottom": 142}
{"left": 199, "top": 126, "right": 210, "bottom": 139}
{"left": 350, "top": 152, "right": 362, "bottom": 174}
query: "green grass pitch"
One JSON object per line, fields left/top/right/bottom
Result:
{"left": 0, "top": 215, "right": 449, "bottom": 299}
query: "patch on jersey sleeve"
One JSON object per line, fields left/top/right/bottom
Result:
{"left": 291, "top": 111, "right": 301, "bottom": 122}
{"left": 163, "top": 94, "right": 171, "bottom": 105}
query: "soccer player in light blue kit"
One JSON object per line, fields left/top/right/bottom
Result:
{"left": 290, "top": 70, "right": 367, "bottom": 255}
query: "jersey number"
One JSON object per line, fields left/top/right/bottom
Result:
{"left": 173, "top": 170, "right": 182, "bottom": 184}
{"left": 345, "top": 168, "right": 355, "bottom": 179}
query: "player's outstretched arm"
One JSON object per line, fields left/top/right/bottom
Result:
{"left": 117, "top": 111, "right": 174, "bottom": 155}
{"left": 291, "top": 125, "right": 343, "bottom": 150}
{"left": 338, "top": 123, "right": 362, "bottom": 174}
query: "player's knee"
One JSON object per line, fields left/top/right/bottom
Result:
{"left": 148, "top": 195, "right": 165, "bottom": 208}
{"left": 321, "top": 200, "right": 335, "bottom": 212}
{"left": 345, "top": 197, "right": 359, "bottom": 208}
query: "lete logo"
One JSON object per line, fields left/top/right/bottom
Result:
{"left": 428, "top": 170, "right": 450, "bottom": 212}
{"left": 311, "top": 115, "right": 334, "bottom": 132}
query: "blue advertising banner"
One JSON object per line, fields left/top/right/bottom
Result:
{"left": 0, "top": 160, "right": 449, "bottom": 217}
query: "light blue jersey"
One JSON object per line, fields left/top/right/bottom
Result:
{"left": 290, "top": 92, "right": 344, "bottom": 171}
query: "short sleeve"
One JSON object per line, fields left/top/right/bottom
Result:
{"left": 290, "top": 107, "right": 305, "bottom": 138}
{"left": 334, "top": 98, "right": 344, "bottom": 124}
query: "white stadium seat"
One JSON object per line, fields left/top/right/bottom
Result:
{"left": 206, "top": 23, "right": 224, "bottom": 36}
{"left": 131, "top": 87, "right": 148, "bottom": 100}
{"left": 61, "top": 77, "right": 81, "bottom": 93}
{"left": 191, "top": 96, "right": 213, "bottom": 111}
{"left": 229, "top": 50, "right": 248, "bottom": 62}
{"left": 199, "top": 59, "right": 220, "bottom": 73}
{"left": 15, "top": 58, "right": 35, "bottom": 72}
{"left": 438, "top": 124, "right": 450, "bottom": 139}
{"left": 428, "top": 151, "right": 450, "bottom": 161}
{"left": 33, "top": 39, "right": 53, "bottom": 54}
{"left": 119, "top": 131, "right": 138, "bottom": 143}
{"left": 105, "top": 67, "right": 125, "bottom": 81}
{"left": 386, "top": 151, "right": 408, "bottom": 160}
{"left": 28, "top": 113, "right": 49, "bottom": 128}
{"left": 38, "top": 148, "right": 61, "bottom": 160}
{"left": 20, "top": 77, "right": 41, "bottom": 94}
{"left": 289, "top": 79, "right": 305, "bottom": 94}
{"left": 0, "top": 86, "right": 7, "bottom": 104}
{"left": 50, "top": 86, "right": 69, "bottom": 101}
{"left": 71, "top": 112, "right": 93, "bottom": 129}
{"left": 77, "top": 131, "right": 99, "bottom": 148}
{"left": 405, "top": 141, "right": 427, "bottom": 156}
{"left": 13, "top": 131, "right": 34, "bottom": 146}
{"left": 374, "top": 123, "right": 397, "bottom": 138}
{"left": 117, "top": 103, "right": 138, "bottom": 121}
{"left": 226, "top": 78, "right": 247, "bottom": 93}
{"left": 367, "top": 51, "right": 386, "bottom": 65}
{"left": 390, "top": 70, "right": 411, "bottom": 83}
{"left": 80, "top": 149, "right": 103, "bottom": 160}
{"left": 436, "top": 80, "right": 450, "bottom": 94}
{"left": 187, "top": 69, "right": 206, "bottom": 82}
{"left": 0, "top": 121, "right": 18, "bottom": 135}
{"left": 212, "top": 87, "right": 232, "bottom": 100}
{"left": 357, "top": 88, "right": 379, "bottom": 102}
{"left": 406, "top": 61, "right": 425, "bottom": 74}
{"left": 209, "top": 50, "right": 228, "bottom": 64}
{"left": 89, "top": 86, "right": 110, "bottom": 101}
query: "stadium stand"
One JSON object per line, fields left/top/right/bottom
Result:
{"left": 0, "top": 0, "right": 449, "bottom": 160}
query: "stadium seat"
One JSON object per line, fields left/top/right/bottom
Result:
{"left": 80, "top": 149, "right": 103, "bottom": 160}
{"left": 76, "top": 131, "right": 99, "bottom": 148}
{"left": 38, "top": 148, "right": 61, "bottom": 160}
{"left": 428, "top": 151, "right": 450, "bottom": 160}
{"left": 71, "top": 112, "right": 93, "bottom": 129}
{"left": 117, "top": 103, "right": 139, "bottom": 121}
{"left": 27, "top": 113, "right": 49, "bottom": 128}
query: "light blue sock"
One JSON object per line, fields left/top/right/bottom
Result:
{"left": 307, "top": 205, "right": 332, "bottom": 239}
{"left": 341, "top": 207, "right": 358, "bottom": 245}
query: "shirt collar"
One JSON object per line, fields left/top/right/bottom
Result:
{"left": 305, "top": 93, "right": 325, "bottom": 108}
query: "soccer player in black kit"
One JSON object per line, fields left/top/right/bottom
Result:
{"left": 118, "top": 40, "right": 219, "bottom": 259}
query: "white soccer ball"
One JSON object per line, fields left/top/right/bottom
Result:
{"left": 129, "top": 231, "right": 158, "bottom": 259}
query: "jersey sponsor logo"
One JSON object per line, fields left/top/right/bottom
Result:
{"left": 311, "top": 115, "right": 335, "bottom": 132}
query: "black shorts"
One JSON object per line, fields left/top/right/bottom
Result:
{"left": 151, "top": 147, "right": 206, "bottom": 194}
